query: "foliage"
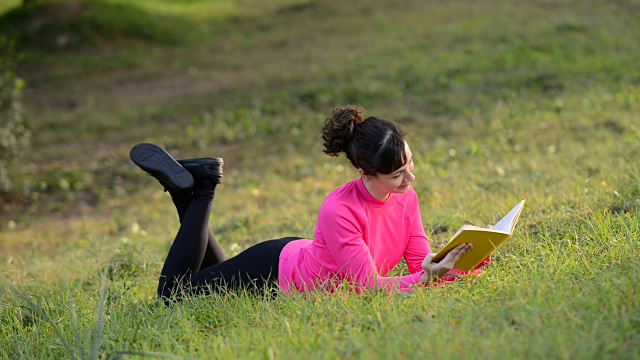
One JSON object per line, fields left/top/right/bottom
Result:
{"left": 0, "top": 37, "right": 30, "bottom": 194}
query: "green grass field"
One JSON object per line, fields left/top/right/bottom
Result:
{"left": 1, "top": 0, "right": 639, "bottom": 358}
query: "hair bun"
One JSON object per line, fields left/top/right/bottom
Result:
{"left": 322, "top": 105, "right": 366, "bottom": 157}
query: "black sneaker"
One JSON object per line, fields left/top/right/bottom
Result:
{"left": 130, "top": 143, "right": 194, "bottom": 195}
{"left": 177, "top": 158, "right": 224, "bottom": 184}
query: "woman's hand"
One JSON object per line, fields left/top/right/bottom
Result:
{"left": 420, "top": 243, "right": 472, "bottom": 283}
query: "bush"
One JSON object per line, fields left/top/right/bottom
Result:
{"left": 0, "top": 36, "right": 30, "bottom": 194}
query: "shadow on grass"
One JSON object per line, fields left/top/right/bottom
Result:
{"left": 0, "top": 0, "right": 206, "bottom": 49}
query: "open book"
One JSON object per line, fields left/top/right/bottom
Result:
{"left": 432, "top": 200, "right": 526, "bottom": 272}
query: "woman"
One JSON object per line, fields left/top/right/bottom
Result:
{"left": 130, "top": 105, "right": 481, "bottom": 304}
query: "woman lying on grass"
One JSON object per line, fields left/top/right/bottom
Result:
{"left": 130, "top": 105, "right": 487, "bottom": 305}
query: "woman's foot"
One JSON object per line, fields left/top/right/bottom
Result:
{"left": 177, "top": 158, "right": 224, "bottom": 196}
{"left": 130, "top": 143, "right": 194, "bottom": 195}
{"left": 178, "top": 158, "right": 224, "bottom": 184}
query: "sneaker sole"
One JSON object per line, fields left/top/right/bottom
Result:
{"left": 130, "top": 143, "right": 194, "bottom": 193}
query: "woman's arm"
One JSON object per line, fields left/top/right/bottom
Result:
{"left": 319, "top": 205, "right": 423, "bottom": 292}
{"left": 420, "top": 243, "right": 473, "bottom": 283}
{"left": 403, "top": 204, "right": 431, "bottom": 274}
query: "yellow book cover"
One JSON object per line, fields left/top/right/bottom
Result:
{"left": 432, "top": 200, "right": 526, "bottom": 272}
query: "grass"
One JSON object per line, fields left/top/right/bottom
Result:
{"left": 0, "top": 0, "right": 19, "bottom": 15}
{"left": 1, "top": 0, "right": 640, "bottom": 358}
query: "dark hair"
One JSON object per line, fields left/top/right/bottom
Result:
{"left": 322, "top": 105, "right": 407, "bottom": 175}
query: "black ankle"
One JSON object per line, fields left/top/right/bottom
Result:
{"left": 192, "top": 183, "right": 218, "bottom": 199}
{"left": 178, "top": 157, "right": 223, "bottom": 185}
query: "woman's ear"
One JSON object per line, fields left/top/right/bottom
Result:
{"left": 358, "top": 168, "right": 366, "bottom": 178}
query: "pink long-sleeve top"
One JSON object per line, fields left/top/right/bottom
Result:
{"left": 278, "top": 178, "right": 431, "bottom": 293}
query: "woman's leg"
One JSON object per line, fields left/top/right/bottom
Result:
{"left": 171, "top": 193, "right": 226, "bottom": 268}
{"left": 129, "top": 143, "right": 227, "bottom": 301}
{"left": 161, "top": 191, "right": 301, "bottom": 299}
{"left": 130, "top": 144, "right": 295, "bottom": 299}
{"left": 158, "top": 193, "right": 215, "bottom": 301}
{"left": 190, "top": 237, "right": 302, "bottom": 294}
{"left": 154, "top": 156, "right": 224, "bottom": 302}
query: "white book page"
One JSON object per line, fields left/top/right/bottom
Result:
{"left": 491, "top": 200, "right": 526, "bottom": 234}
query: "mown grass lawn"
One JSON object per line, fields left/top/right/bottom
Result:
{"left": 1, "top": 0, "right": 639, "bottom": 358}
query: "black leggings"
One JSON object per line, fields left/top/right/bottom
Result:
{"left": 158, "top": 190, "right": 300, "bottom": 302}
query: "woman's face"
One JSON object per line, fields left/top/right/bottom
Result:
{"left": 368, "top": 142, "right": 416, "bottom": 198}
